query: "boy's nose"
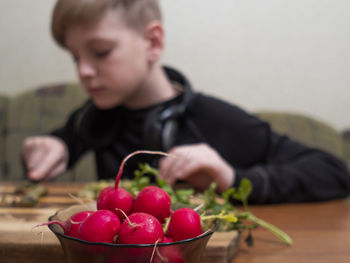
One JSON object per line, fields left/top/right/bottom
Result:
{"left": 77, "top": 61, "right": 97, "bottom": 79}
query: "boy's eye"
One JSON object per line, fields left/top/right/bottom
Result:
{"left": 94, "top": 49, "right": 112, "bottom": 58}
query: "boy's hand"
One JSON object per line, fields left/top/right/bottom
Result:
{"left": 22, "top": 136, "right": 68, "bottom": 181}
{"left": 158, "top": 143, "right": 235, "bottom": 192}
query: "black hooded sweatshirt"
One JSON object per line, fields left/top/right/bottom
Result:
{"left": 52, "top": 67, "right": 350, "bottom": 203}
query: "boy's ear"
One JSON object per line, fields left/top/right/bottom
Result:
{"left": 144, "top": 21, "right": 164, "bottom": 63}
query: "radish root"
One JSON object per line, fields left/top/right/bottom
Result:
{"left": 67, "top": 192, "right": 92, "bottom": 210}
{"left": 115, "top": 208, "right": 135, "bottom": 226}
{"left": 115, "top": 150, "right": 177, "bottom": 188}
{"left": 150, "top": 238, "right": 162, "bottom": 263}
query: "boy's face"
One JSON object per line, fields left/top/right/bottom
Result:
{"left": 65, "top": 10, "right": 153, "bottom": 109}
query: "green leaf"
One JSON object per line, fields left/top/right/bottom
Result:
{"left": 222, "top": 187, "right": 235, "bottom": 202}
{"left": 233, "top": 178, "right": 252, "bottom": 209}
{"left": 202, "top": 182, "right": 218, "bottom": 210}
{"left": 174, "top": 188, "right": 193, "bottom": 204}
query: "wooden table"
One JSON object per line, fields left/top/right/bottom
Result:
{"left": 234, "top": 198, "right": 350, "bottom": 263}
{"left": 1, "top": 182, "right": 350, "bottom": 263}
{"left": 0, "top": 183, "right": 83, "bottom": 263}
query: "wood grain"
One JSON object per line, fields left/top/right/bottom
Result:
{"left": 233, "top": 200, "right": 350, "bottom": 263}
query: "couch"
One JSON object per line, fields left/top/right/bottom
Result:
{"left": 0, "top": 83, "right": 349, "bottom": 181}
{"left": 0, "top": 83, "right": 96, "bottom": 182}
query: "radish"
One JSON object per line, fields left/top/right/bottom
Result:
{"left": 79, "top": 210, "right": 120, "bottom": 243}
{"left": 162, "top": 236, "right": 175, "bottom": 243}
{"left": 64, "top": 210, "right": 94, "bottom": 238}
{"left": 96, "top": 150, "right": 172, "bottom": 222}
{"left": 133, "top": 185, "right": 172, "bottom": 223}
{"left": 153, "top": 236, "right": 185, "bottom": 263}
{"left": 118, "top": 212, "right": 164, "bottom": 262}
{"left": 107, "top": 254, "right": 128, "bottom": 263}
{"left": 166, "top": 208, "right": 203, "bottom": 241}
{"left": 97, "top": 186, "right": 133, "bottom": 222}
{"left": 118, "top": 212, "right": 164, "bottom": 244}
{"left": 154, "top": 248, "right": 184, "bottom": 263}
{"left": 37, "top": 210, "right": 94, "bottom": 239}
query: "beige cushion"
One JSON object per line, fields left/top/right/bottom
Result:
{"left": 4, "top": 83, "right": 96, "bottom": 181}
{"left": 255, "top": 111, "right": 344, "bottom": 160}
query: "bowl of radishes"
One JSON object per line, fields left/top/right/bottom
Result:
{"left": 48, "top": 202, "right": 217, "bottom": 263}
{"left": 47, "top": 151, "right": 218, "bottom": 263}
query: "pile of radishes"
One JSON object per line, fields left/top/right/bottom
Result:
{"left": 53, "top": 185, "right": 204, "bottom": 245}
{"left": 45, "top": 151, "right": 211, "bottom": 262}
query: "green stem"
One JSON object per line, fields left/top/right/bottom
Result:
{"left": 163, "top": 217, "right": 170, "bottom": 233}
{"left": 245, "top": 212, "right": 293, "bottom": 245}
{"left": 201, "top": 211, "right": 238, "bottom": 224}
{"left": 142, "top": 164, "right": 159, "bottom": 177}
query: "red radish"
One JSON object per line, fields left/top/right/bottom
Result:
{"left": 97, "top": 186, "right": 133, "bottom": 222}
{"left": 133, "top": 185, "right": 172, "bottom": 223}
{"left": 154, "top": 248, "right": 184, "bottom": 263}
{"left": 36, "top": 210, "right": 94, "bottom": 239}
{"left": 118, "top": 212, "right": 164, "bottom": 244}
{"left": 162, "top": 236, "right": 175, "bottom": 243}
{"left": 79, "top": 210, "right": 120, "bottom": 243}
{"left": 154, "top": 250, "right": 184, "bottom": 263}
{"left": 96, "top": 151, "right": 172, "bottom": 222}
{"left": 107, "top": 254, "right": 128, "bottom": 263}
{"left": 151, "top": 236, "right": 185, "bottom": 263}
{"left": 166, "top": 208, "right": 203, "bottom": 241}
{"left": 64, "top": 210, "right": 94, "bottom": 238}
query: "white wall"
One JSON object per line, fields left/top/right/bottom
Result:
{"left": 0, "top": 0, "right": 77, "bottom": 92}
{"left": 1, "top": 0, "right": 349, "bottom": 130}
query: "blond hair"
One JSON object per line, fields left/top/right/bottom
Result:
{"left": 51, "top": 0, "right": 162, "bottom": 47}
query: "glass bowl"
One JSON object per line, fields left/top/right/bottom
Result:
{"left": 48, "top": 203, "right": 217, "bottom": 263}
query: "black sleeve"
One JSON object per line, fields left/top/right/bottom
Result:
{"left": 50, "top": 101, "right": 90, "bottom": 169}
{"left": 189, "top": 94, "right": 350, "bottom": 203}
{"left": 234, "top": 134, "right": 350, "bottom": 203}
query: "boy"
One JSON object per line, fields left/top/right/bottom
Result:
{"left": 23, "top": 0, "right": 350, "bottom": 203}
